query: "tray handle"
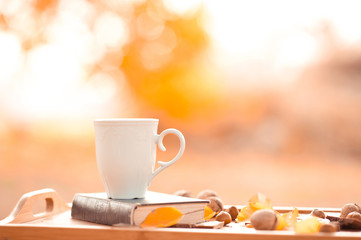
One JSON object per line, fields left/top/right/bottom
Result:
{"left": 1, "top": 188, "right": 70, "bottom": 224}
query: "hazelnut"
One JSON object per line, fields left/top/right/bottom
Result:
{"left": 340, "top": 203, "right": 361, "bottom": 218}
{"left": 346, "top": 211, "right": 361, "bottom": 222}
{"left": 196, "top": 190, "right": 218, "bottom": 199}
{"left": 226, "top": 206, "right": 239, "bottom": 221}
{"left": 250, "top": 209, "right": 278, "bottom": 230}
{"left": 207, "top": 197, "right": 224, "bottom": 213}
{"left": 311, "top": 209, "right": 325, "bottom": 218}
{"left": 319, "top": 223, "right": 338, "bottom": 232}
{"left": 173, "top": 190, "right": 191, "bottom": 198}
{"left": 215, "top": 211, "right": 232, "bottom": 225}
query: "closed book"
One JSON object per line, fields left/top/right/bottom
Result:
{"left": 71, "top": 191, "right": 209, "bottom": 226}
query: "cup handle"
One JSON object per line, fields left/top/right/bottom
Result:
{"left": 148, "top": 128, "right": 185, "bottom": 185}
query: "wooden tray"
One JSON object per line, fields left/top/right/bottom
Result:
{"left": 1, "top": 189, "right": 361, "bottom": 240}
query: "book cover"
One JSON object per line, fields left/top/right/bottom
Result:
{"left": 71, "top": 191, "right": 209, "bottom": 226}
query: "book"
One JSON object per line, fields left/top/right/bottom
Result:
{"left": 71, "top": 191, "right": 209, "bottom": 226}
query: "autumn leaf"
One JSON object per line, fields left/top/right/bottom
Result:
{"left": 284, "top": 208, "right": 299, "bottom": 227}
{"left": 140, "top": 207, "right": 184, "bottom": 228}
{"left": 249, "top": 202, "right": 272, "bottom": 211}
{"left": 204, "top": 205, "right": 216, "bottom": 220}
{"left": 276, "top": 213, "right": 288, "bottom": 230}
{"left": 294, "top": 217, "right": 321, "bottom": 234}
{"left": 276, "top": 208, "right": 299, "bottom": 230}
{"left": 249, "top": 193, "right": 272, "bottom": 210}
{"left": 237, "top": 193, "right": 273, "bottom": 222}
{"left": 237, "top": 206, "right": 253, "bottom": 222}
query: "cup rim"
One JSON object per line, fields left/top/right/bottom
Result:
{"left": 94, "top": 118, "right": 159, "bottom": 124}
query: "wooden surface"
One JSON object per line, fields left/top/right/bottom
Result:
{"left": 0, "top": 188, "right": 70, "bottom": 224}
{"left": 1, "top": 189, "right": 361, "bottom": 240}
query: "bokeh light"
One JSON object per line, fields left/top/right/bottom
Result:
{"left": 1, "top": 0, "right": 361, "bottom": 218}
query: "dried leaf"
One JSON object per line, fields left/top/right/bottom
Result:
{"left": 284, "top": 208, "right": 299, "bottom": 227}
{"left": 249, "top": 202, "right": 272, "bottom": 211}
{"left": 237, "top": 193, "right": 273, "bottom": 222}
{"left": 276, "top": 208, "right": 299, "bottom": 230}
{"left": 204, "top": 205, "right": 216, "bottom": 220}
{"left": 294, "top": 217, "right": 321, "bottom": 234}
{"left": 249, "top": 193, "right": 272, "bottom": 209}
{"left": 237, "top": 206, "right": 253, "bottom": 222}
{"left": 140, "top": 207, "right": 184, "bottom": 228}
{"left": 276, "top": 213, "right": 288, "bottom": 230}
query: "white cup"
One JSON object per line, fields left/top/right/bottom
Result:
{"left": 94, "top": 118, "right": 185, "bottom": 199}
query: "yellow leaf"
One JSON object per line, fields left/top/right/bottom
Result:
{"left": 276, "top": 213, "right": 288, "bottom": 230}
{"left": 294, "top": 217, "right": 321, "bottom": 234}
{"left": 276, "top": 208, "right": 299, "bottom": 230}
{"left": 237, "top": 193, "right": 273, "bottom": 222}
{"left": 140, "top": 207, "right": 184, "bottom": 228}
{"left": 249, "top": 202, "right": 272, "bottom": 211}
{"left": 285, "top": 208, "right": 299, "bottom": 227}
{"left": 237, "top": 206, "right": 253, "bottom": 222}
{"left": 249, "top": 193, "right": 272, "bottom": 209}
{"left": 237, "top": 213, "right": 246, "bottom": 222}
{"left": 204, "top": 206, "right": 216, "bottom": 220}
{"left": 237, "top": 212, "right": 247, "bottom": 222}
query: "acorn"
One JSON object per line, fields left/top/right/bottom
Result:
{"left": 340, "top": 203, "right": 361, "bottom": 218}
{"left": 207, "top": 197, "right": 224, "bottom": 213}
{"left": 226, "top": 206, "right": 239, "bottom": 221}
{"left": 215, "top": 211, "right": 232, "bottom": 225}
{"left": 311, "top": 209, "right": 326, "bottom": 218}
{"left": 250, "top": 209, "right": 278, "bottom": 230}
{"left": 346, "top": 211, "right": 361, "bottom": 222}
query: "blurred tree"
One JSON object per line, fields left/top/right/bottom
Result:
{"left": 120, "top": 0, "right": 223, "bottom": 120}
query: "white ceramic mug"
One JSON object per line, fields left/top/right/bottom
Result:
{"left": 94, "top": 118, "right": 185, "bottom": 199}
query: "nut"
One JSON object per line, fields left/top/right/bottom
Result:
{"left": 196, "top": 190, "right": 218, "bottom": 199}
{"left": 340, "top": 203, "right": 361, "bottom": 218}
{"left": 207, "top": 197, "right": 224, "bottom": 213}
{"left": 250, "top": 209, "right": 278, "bottom": 230}
{"left": 215, "top": 211, "right": 232, "bottom": 225}
{"left": 226, "top": 206, "right": 239, "bottom": 221}
{"left": 346, "top": 211, "right": 361, "bottom": 222}
{"left": 311, "top": 209, "right": 325, "bottom": 218}
{"left": 319, "top": 223, "right": 338, "bottom": 232}
{"left": 173, "top": 190, "right": 191, "bottom": 198}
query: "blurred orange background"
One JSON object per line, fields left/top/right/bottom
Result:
{"left": 1, "top": 0, "right": 361, "bottom": 219}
